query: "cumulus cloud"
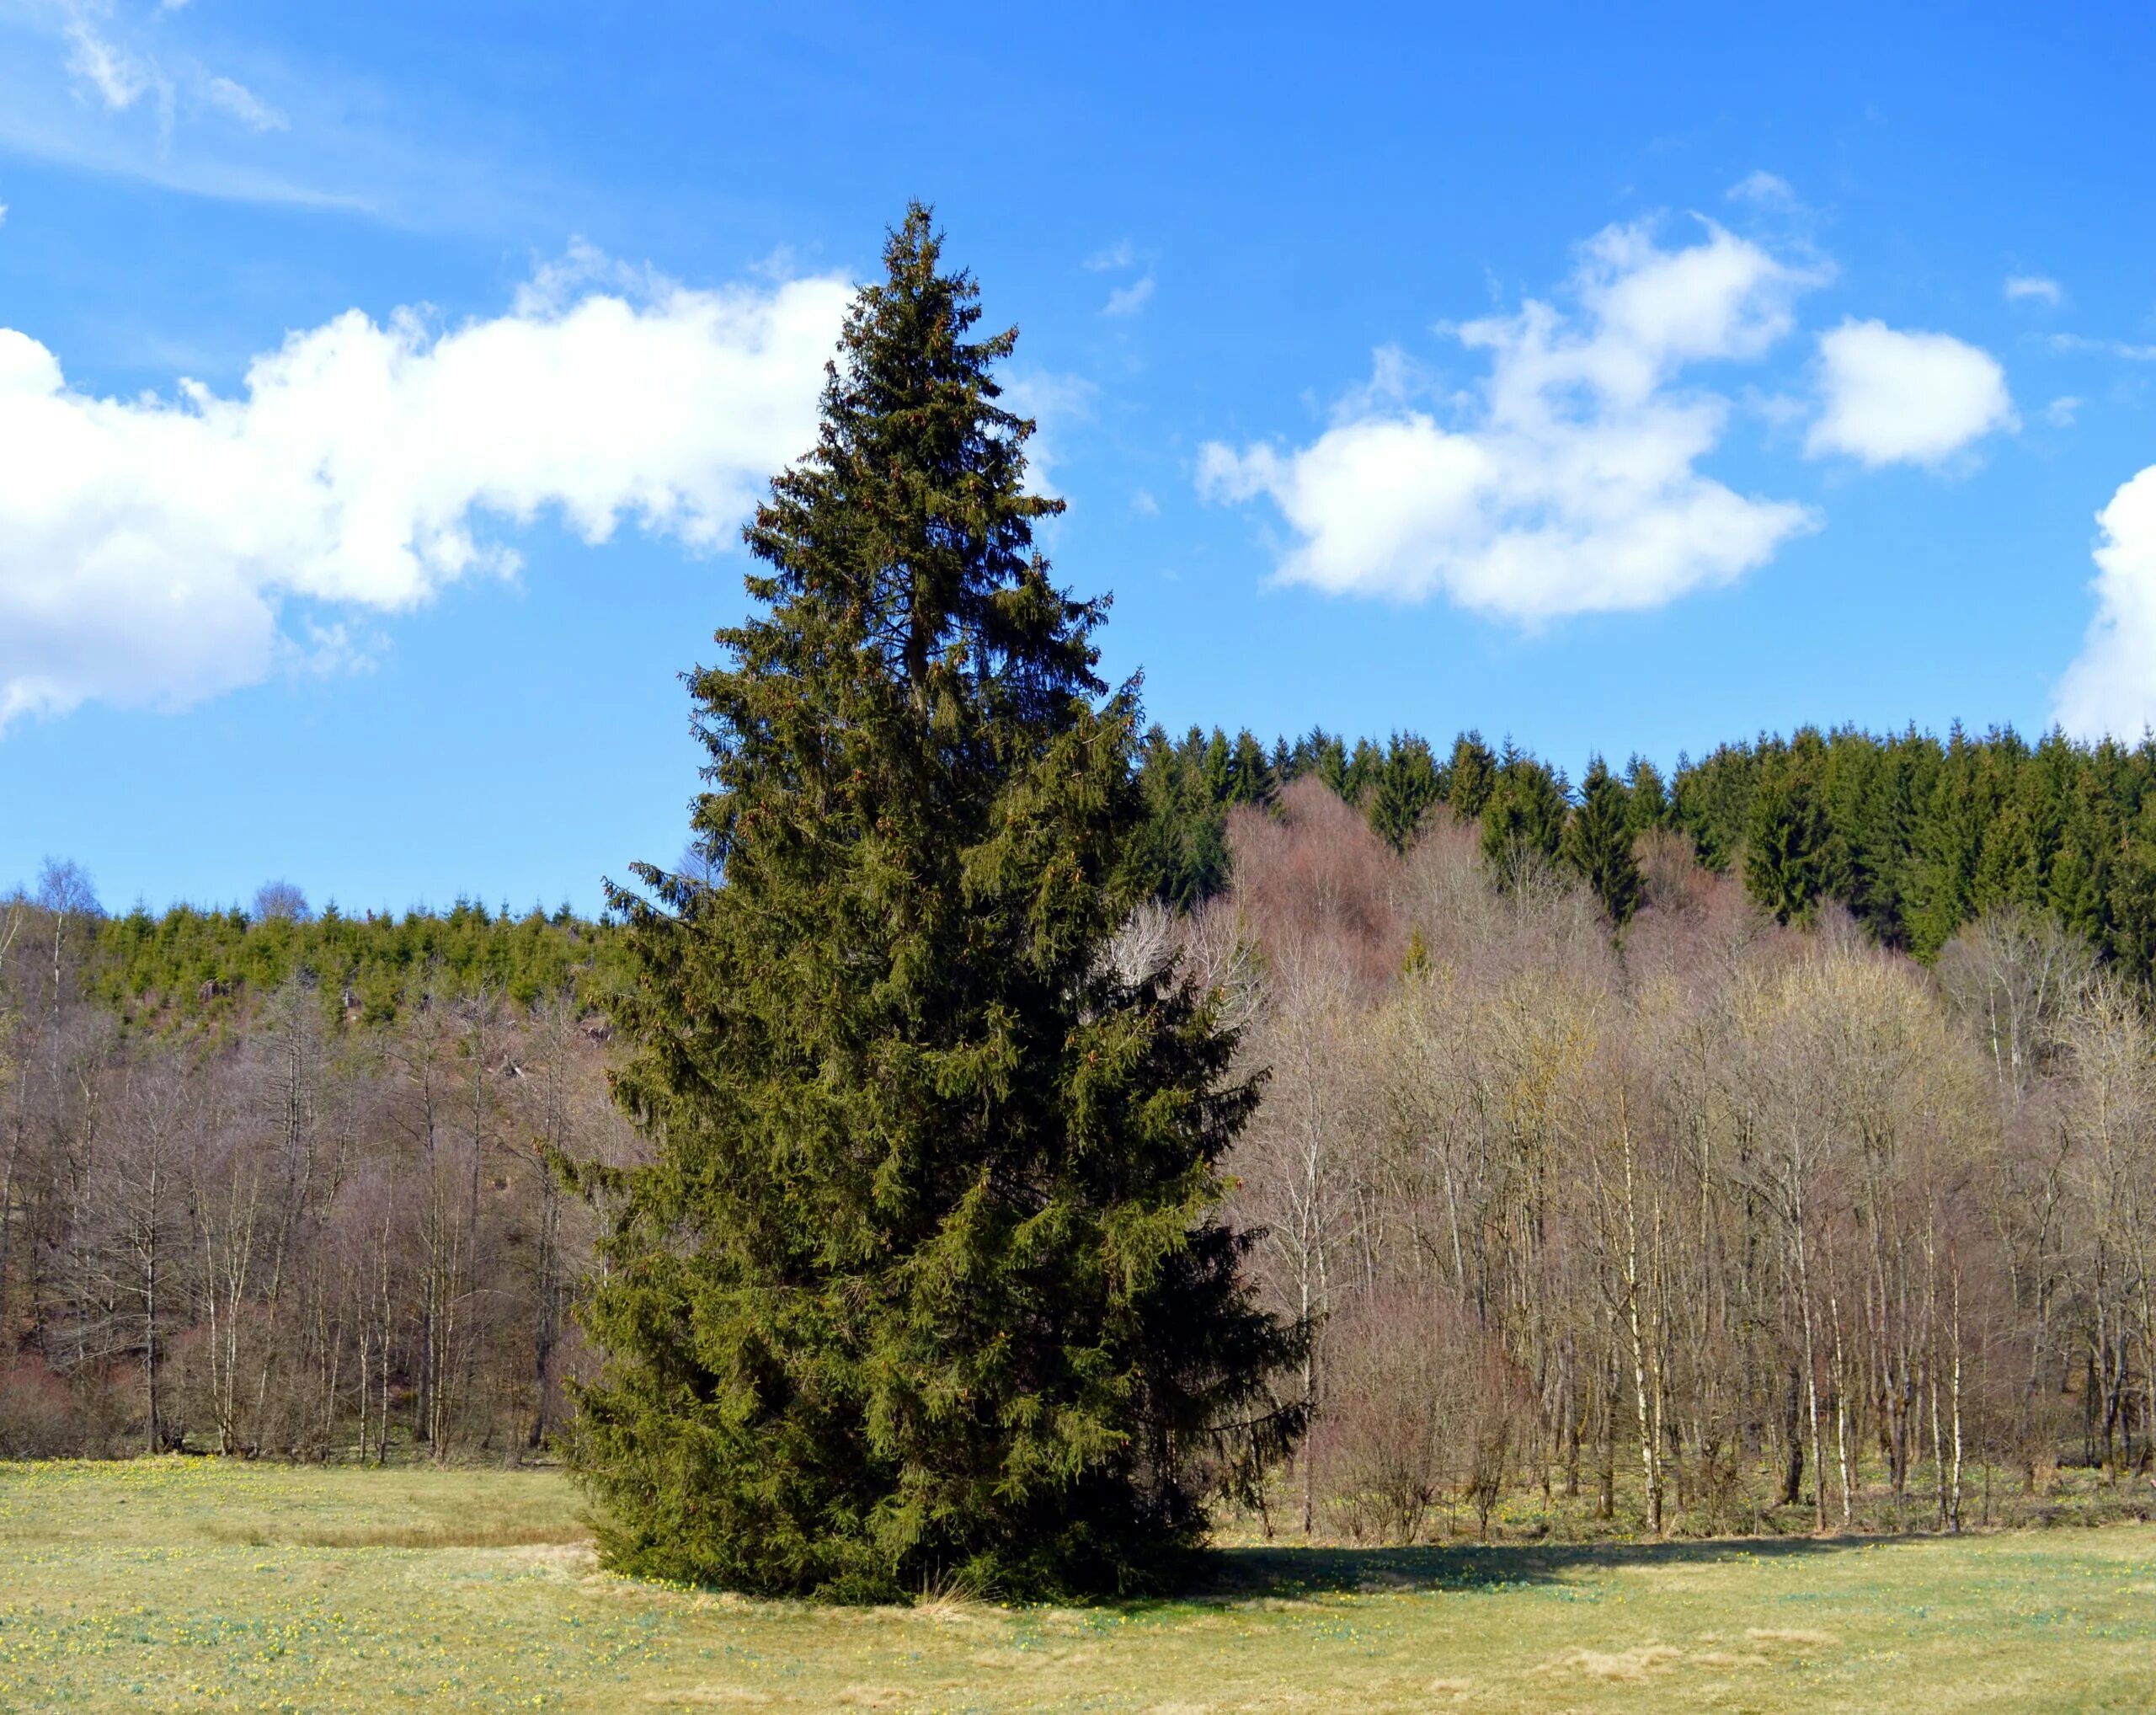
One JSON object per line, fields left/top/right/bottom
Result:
{"left": 2005, "top": 275, "right": 2063, "bottom": 307}
{"left": 0, "top": 260, "right": 851, "bottom": 729}
{"left": 1196, "top": 219, "right": 1825, "bottom": 621}
{"left": 2055, "top": 467, "right": 2156, "bottom": 739}
{"left": 1806, "top": 320, "right": 2014, "bottom": 467}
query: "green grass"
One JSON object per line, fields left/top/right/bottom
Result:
{"left": 3, "top": 1461, "right": 2156, "bottom": 1711}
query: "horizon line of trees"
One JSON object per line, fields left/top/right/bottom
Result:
{"left": 1135, "top": 719, "right": 2156, "bottom": 979}
{"left": 11, "top": 713, "right": 2156, "bottom": 1552}
{"left": 21, "top": 714, "right": 2156, "bottom": 1032}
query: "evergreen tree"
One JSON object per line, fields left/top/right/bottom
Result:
{"left": 1130, "top": 728, "right": 1230, "bottom": 908}
{"left": 1743, "top": 759, "right": 1828, "bottom": 925}
{"left": 1623, "top": 755, "right": 1670, "bottom": 834}
{"left": 1293, "top": 726, "right": 1350, "bottom": 795}
{"left": 1561, "top": 756, "right": 1641, "bottom": 924}
{"left": 1447, "top": 731, "right": 1498, "bottom": 820}
{"left": 1673, "top": 740, "right": 1762, "bottom": 874}
{"left": 1479, "top": 751, "right": 1568, "bottom": 890}
{"left": 1342, "top": 737, "right": 1385, "bottom": 805}
{"left": 1227, "top": 729, "right": 1277, "bottom": 806}
{"left": 1202, "top": 728, "right": 1235, "bottom": 804}
{"left": 1367, "top": 734, "right": 1442, "bottom": 853}
{"left": 572, "top": 209, "right": 1299, "bottom": 1601}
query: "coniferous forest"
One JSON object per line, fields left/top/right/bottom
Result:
{"left": 13, "top": 211, "right": 2156, "bottom": 1598}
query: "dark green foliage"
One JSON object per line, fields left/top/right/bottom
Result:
{"left": 1479, "top": 749, "right": 1569, "bottom": 891}
{"left": 571, "top": 209, "right": 1299, "bottom": 1602}
{"left": 1228, "top": 729, "right": 1278, "bottom": 807}
{"left": 1561, "top": 757, "right": 1641, "bottom": 925}
{"left": 1671, "top": 741, "right": 1760, "bottom": 874}
{"left": 75, "top": 896, "right": 613, "bottom": 1026}
{"left": 1297, "top": 728, "right": 1350, "bottom": 796}
{"left": 1132, "top": 727, "right": 1234, "bottom": 909}
{"left": 1367, "top": 734, "right": 1444, "bottom": 854}
{"left": 1644, "top": 723, "right": 2156, "bottom": 977}
{"left": 1129, "top": 724, "right": 1277, "bottom": 908}
{"left": 1623, "top": 755, "right": 1669, "bottom": 835}
{"left": 1742, "top": 752, "right": 1829, "bottom": 925}
{"left": 1342, "top": 737, "right": 1385, "bottom": 807}
{"left": 1447, "top": 732, "right": 1499, "bottom": 821}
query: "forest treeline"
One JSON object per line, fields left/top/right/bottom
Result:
{"left": 6, "top": 713, "right": 2156, "bottom": 1544}
{"left": 1135, "top": 720, "right": 2156, "bottom": 980}
{"left": 0, "top": 868, "right": 628, "bottom": 1461}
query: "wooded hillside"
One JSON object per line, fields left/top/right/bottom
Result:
{"left": 7, "top": 716, "right": 2156, "bottom": 1544}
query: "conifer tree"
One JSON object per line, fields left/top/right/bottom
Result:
{"left": 1479, "top": 751, "right": 1568, "bottom": 890}
{"left": 1304, "top": 728, "right": 1349, "bottom": 796}
{"left": 1447, "top": 731, "right": 1498, "bottom": 820}
{"left": 1132, "top": 727, "right": 1230, "bottom": 908}
{"left": 1623, "top": 755, "right": 1670, "bottom": 834}
{"left": 1367, "top": 734, "right": 1442, "bottom": 853}
{"left": 1203, "top": 727, "right": 1235, "bottom": 804}
{"left": 1743, "top": 760, "right": 1828, "bottom": 925}
{"left": 1561, "top": 756, "right": 1641, "bottom": 925}
{"left": 1228, "top": 729, "right": 1277, "bottom": 806}
{"left": 1343, "top": 737, "right": 1385, "bottom": 805}
{"left": 573, "top": 207, "right": 1299, "bottom": 1600}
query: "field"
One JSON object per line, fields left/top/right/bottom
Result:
{"left": 3, "top": 1462, "right": 2155, "bottom": 1712}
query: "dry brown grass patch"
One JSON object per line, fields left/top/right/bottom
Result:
{"left": 212, "top": 1520, "right": 593, "bottom": 1550}
{"left": 1745, "top": 1627, "right": 1842, "bottom": 1647}
{"left": 970, "top": 1645, "right": 1102, "bottom": 1670}
{"left": 489, "top": 1541, "right": 599, "bottom": 1573}
{"left": 1549, "top": 1643, "right": 1685, "bottom": 1681}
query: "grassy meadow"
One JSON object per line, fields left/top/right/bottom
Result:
{"left": 3, "top": 1460, "right": 2156, "bottom": 1712}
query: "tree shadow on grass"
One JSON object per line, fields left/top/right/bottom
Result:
{"left": 1178, "top": 1531, "right": 1909, "bottom": 1605}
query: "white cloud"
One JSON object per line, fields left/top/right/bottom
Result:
{"left": 999, "top": 370, "right": 1093, "bottom": 500}
{"left": 2005, "top": 275, "right": 2063, "bottom": 307}
{"left": 1726, "top": 170, "right": 1796, "bottom": 209}
{"left": 1129, "top": 488, "right": 1159, "bottom": 517}
{"left": 1806, "top": 319, "right": 2014, "bottom": 467}
{"left": 2055, "top": 467, "right": 2156, "bottom": 738}
{"left": 203, "top": 74, "right": 285, "bottom": 133}
{"left": 2050, "top": 333, "right": 2156, "bottom": 362}
{"left": 1084, "top": 239, "right": 1134, "bottom": 272}
{"left": 60, "top": 7, "right": 282, "bottom": 133}
{"left": 2046, "top": 396, "right": 2083, "bottom": 428}
{"left": 65, "top": 14, "right": 155, "bottom": 111}
{"left": 0, "top": 260, "right": 851, "bottom": 729}
{"left": 1196, "top": 218, "right": 1825, "bottom": 621}
{"left": 1102, "top": 274, "right": 1154, "bottom": 318}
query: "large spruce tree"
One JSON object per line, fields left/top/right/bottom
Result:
{"left": 1561, "top": 756, "right": 1641, "bottom": 925}
{"left": 572, "top": 206, "right": 1299, "bottom": 1601}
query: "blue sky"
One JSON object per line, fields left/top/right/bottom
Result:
{"left": 3, "top": 0, "right": 2154, "bottom": 915}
